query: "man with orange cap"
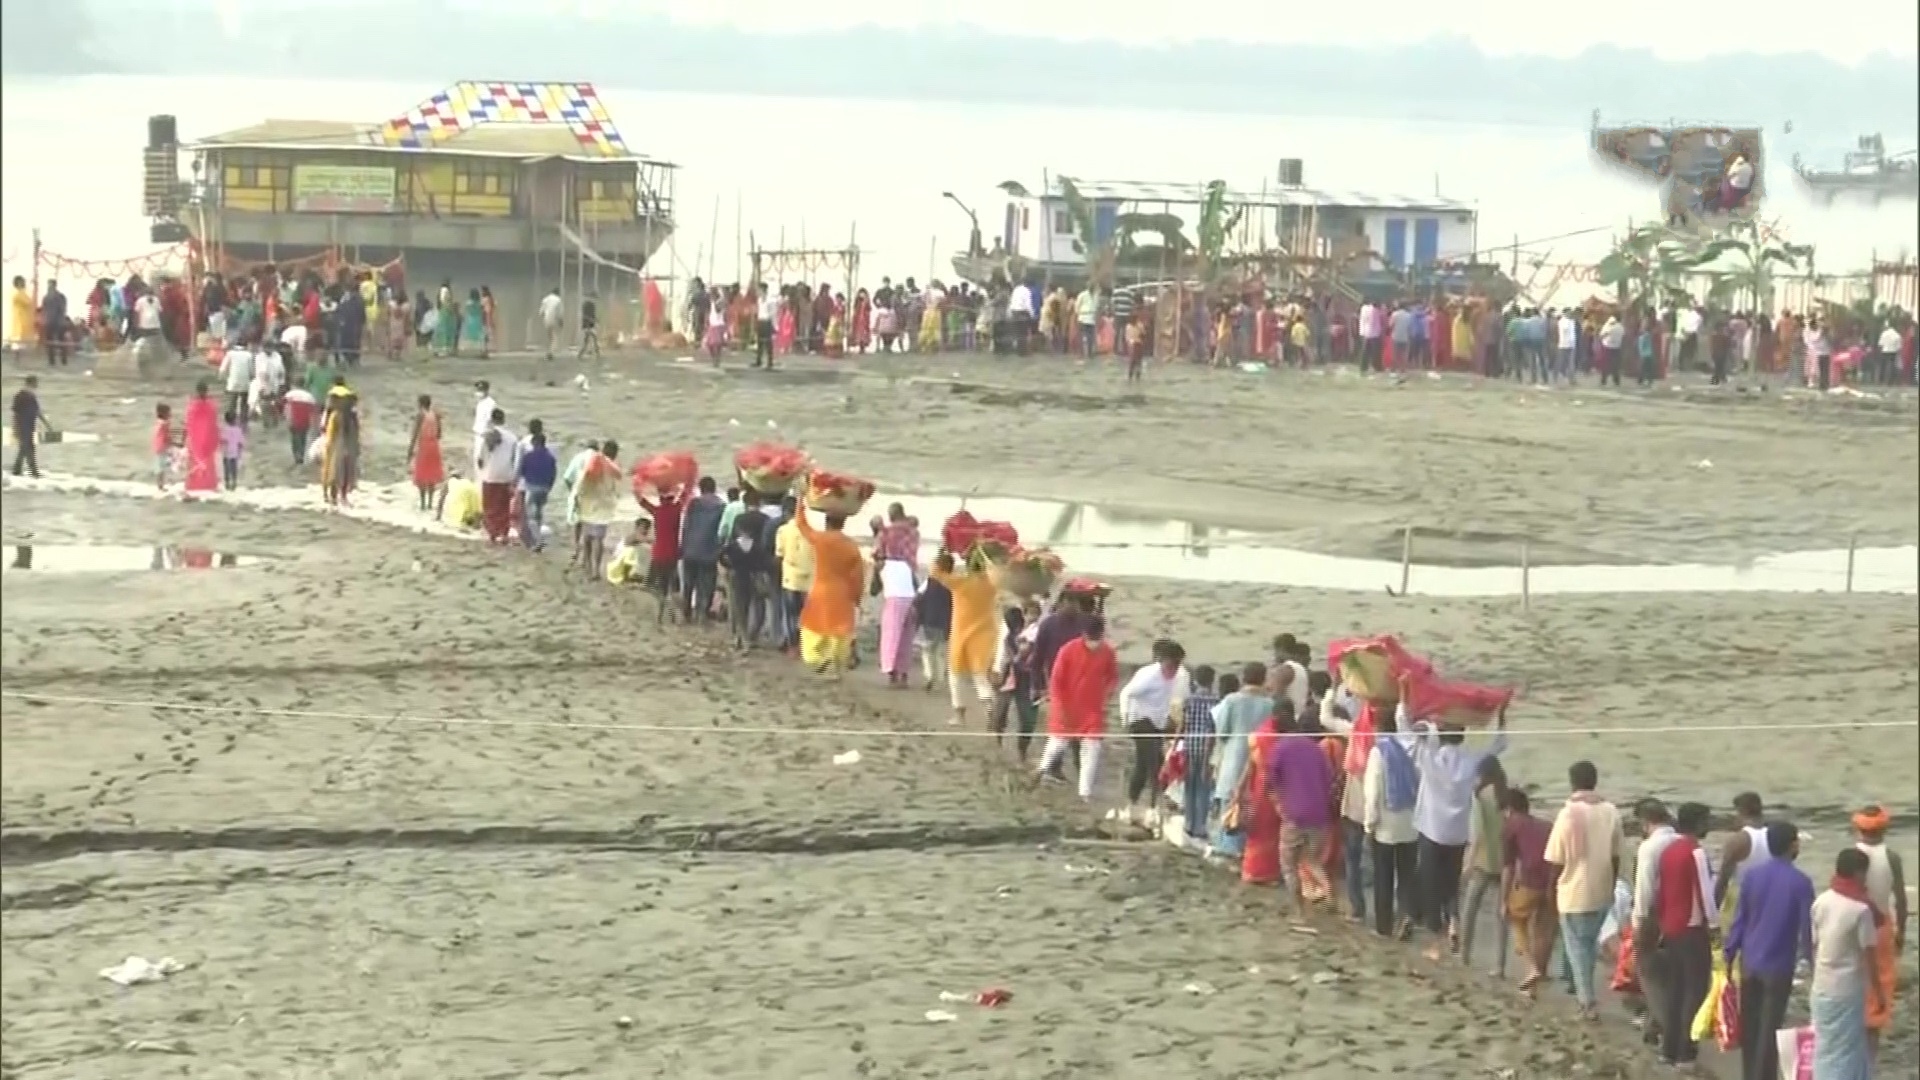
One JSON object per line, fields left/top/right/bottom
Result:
{"left": 1851, "top": 805, "right": 1907, "bottom": 1067}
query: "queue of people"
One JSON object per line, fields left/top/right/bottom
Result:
{"left": 418, "top": 440, "right": 1909, "bottom": 1078}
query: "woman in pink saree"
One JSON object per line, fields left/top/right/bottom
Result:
{"left": 182, "top": 380, "right": 221, "bottom": 492}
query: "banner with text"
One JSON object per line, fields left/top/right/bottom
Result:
{"left": 291, "top": 165, "right": 398, "bottom": 214}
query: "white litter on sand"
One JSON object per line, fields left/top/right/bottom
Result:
{"left": 100, "top": 956, "right": 184, "bottom": 986}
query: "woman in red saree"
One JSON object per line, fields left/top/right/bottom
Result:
{"left": 1308, "top": 733, "right": 1346, "bottom": 902}
{"left": 182, "top": 381, "right": 221, "bottom": 492}
{"left": 1433, "top": 305, "right": 1455, "bottom": 370}
{"left": 1238, "top": 710, "right": 1282, "bottom": 886}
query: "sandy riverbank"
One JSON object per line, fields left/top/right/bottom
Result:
{"left": 2, "top": 482, "right": 1914, "bottom": 1079}
{"left": 2, "top": 349, "right": 1915, "bottom": 1078}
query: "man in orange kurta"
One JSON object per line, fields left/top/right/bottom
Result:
{"left": 793, "top": 509, "right": 865, "bottom": 675}
{"left": 1039, "top": 615, "right": 1118, "bottom": 800}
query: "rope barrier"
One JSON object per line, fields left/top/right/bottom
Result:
{"left": 1, "top": 691, "right": 1914, "bottom": 742}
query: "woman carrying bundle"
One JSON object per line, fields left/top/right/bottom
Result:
{"left": 928, "top": 550, "right": 1000, "bottom": 725}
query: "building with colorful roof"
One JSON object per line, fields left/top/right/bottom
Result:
{"left": 142, "top": 82, "right": 675, "bottom": 349}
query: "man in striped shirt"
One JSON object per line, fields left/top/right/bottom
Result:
{"left": 1176, "top": 665, "right": 1219, "bottom": 848}
{"left": 1108, "top": 288, "right": 1136, "bottom": 358}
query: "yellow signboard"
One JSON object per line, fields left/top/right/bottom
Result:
{"left": 291, "top": 165, "right": 397, "bottom": 213}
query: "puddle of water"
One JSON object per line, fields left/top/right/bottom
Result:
{"left": 876, "top": 492, "right": 1918, "bottom": 597}
{"left": 5, "top": 474, "right": 1912, "bottom": 596}
{"left": 2, "top": 545, "right": 259, "bottom": 573}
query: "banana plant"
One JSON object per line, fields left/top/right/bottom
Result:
{"left": 1701, "top": 219, "right": 1814, "bottom": 309}
{"left": 1194, "top": 180, "right": 1245, "bottom": 280}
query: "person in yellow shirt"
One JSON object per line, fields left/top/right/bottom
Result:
{"left": 9, "top": 277, "right": 37, "bottom": 351}
{"left": 1288, "top": 317, "right": 1311, "bottom": 366}
{"left": 773, "top": 494, "right": 815, "bottom": 653}
{"left": 927, "top": 550, "right": 1000, "bottom": 725}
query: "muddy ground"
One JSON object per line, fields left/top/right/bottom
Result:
{"left": 1, "top": 350, "right": 1915, "bottom": 1079}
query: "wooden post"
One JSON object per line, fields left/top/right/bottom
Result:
{"left": 1845, "top": 533, "right": 1857, "bottom": 593}
{"left": 1520, "top": 540, "right": 1531, "bottom": 611}
{"left": 1399, "top": 526, "right": 1413, "bottom": 596}
{"left": 30, "top": 228, "right": 41, "bottom": 302}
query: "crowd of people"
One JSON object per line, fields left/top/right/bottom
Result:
{"left": 665, "top": 272, "right": 1918, "bottom": 390}
{"left": 5, "top": 265, "right": 506, "bottom": 369}
{"left": 368, "top": 389, "right": 1913, "bottom": 1079}
{"left": 7, "top": 263, "right": 1917, "bottom": 394}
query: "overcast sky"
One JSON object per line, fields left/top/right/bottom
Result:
{"left": 526, "top": 0, "right": 1919, "bottom": 62}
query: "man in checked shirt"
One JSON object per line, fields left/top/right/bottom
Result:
{"left": 1176, "top": 665, "right": 1221, "bottom": 849}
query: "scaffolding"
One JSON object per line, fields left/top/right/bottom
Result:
{"left": 747, "top": 243, "right": 860, "bottom": 300}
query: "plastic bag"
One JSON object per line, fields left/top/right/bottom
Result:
{"left": 1691, "top": 951, "right": 1740, "bottom": 1050}
{"left": 1775, "top": 1025, "right": 1814, "bottom": 1080}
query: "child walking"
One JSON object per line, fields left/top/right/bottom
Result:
{"left": 219, "top": 408, "right": 246, "bottom": 491}
{"left": 151, "top": 403, "right": 175, "bottom": 490}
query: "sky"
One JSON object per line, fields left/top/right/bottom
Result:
{"left": 515, "top": 0, "right": 1920, "bottom": 62}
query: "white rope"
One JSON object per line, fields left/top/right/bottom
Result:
{"left": 1, "top": 691, "right": 1913, "bottom": 742}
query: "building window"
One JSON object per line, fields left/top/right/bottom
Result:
{"left": 1053, "top": 209, "right": 1071, "bottom": 235}
{"left": 455, "top": 162, "right": 515, "bottom": 197}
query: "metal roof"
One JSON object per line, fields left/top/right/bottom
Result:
{"left": 1044, "top": 177, "right": 1473, "bottom": 214}
{"left": 192, "top": 119, "right": 676, "bottom": 166}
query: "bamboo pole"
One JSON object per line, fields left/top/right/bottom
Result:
{"left": 1041, "top": 168, "right": 1054, "bottom": 294}
{"left": 1520, "top": 540, "right": 1531, "bottom": 611}
{"left": 1845, "top": 533, "right": 1857, "bottom": 593}
{"left": 1399, "top": 526, "right": 1413, "bottom": 596}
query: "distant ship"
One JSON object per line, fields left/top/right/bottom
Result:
{"left": 1792, "top": 135, "right": 1918, "bottom": 204}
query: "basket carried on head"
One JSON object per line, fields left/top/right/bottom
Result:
{"left": 803, "top": 469, "right": 876, "bottom": 518}
{"left": 987, "top": 560, "right": 1055, "bottom": 598}
{"left": 733, "top": 442, "right": 810, "bottom": 497}
{"left": 989, "top": 547, "right": 1066, "bottom": 599}
{"left": 631, "top": 451, "right": 699, "bottom": 501}
{"left": 1060, "top": 575, "right": 1111, "bottom": 614}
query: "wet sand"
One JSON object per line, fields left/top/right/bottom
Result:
{"left": 2, "top": 351, "right": 1916, "bottom": 1078}
{"left": 23, "top": 347, "right": 1920, "bottom": 565}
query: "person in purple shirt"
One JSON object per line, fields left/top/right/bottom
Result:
{"left": 1265, "top": 704, "right": 1335, "bottom": 913}
{"left": 1723, "top": 820, "right": 1814, "bottom": 1080}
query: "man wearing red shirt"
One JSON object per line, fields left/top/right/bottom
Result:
{"left": 1652, "top": 801, "right": 1720, "bottom": 1068}
{"left": 637, "top": 490, "right": 685, "bottom": 619}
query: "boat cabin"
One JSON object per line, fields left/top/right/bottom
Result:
{"left": 994, "top": 175, "right": 1476, "bottom": 273}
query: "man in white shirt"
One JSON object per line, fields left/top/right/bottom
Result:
{"left": 1007, "top": 282, "right": 1035, "bottom": 356}
{"left": 278, "top": 321, "right": 309, "bottom": 358}
{"left": 1598, "top": 315, "right": 1626, "bottom": 386}
{"left": 249, "top": 344, "right": 285, "bottom": 429}
{"left": 1358, "top": 302, "right": 1382, "bottom": 372}
{"left": 1362, "top": 716, "right": 1422, "bottom": 938}
{"left": 538, "top": 288, "right": 564, "bottom": 361}
{"left": 1117, "top": 640, "right": 1190, "bottom": 828}
{"left": 471, "top": 380, "right": 498, "bottom": 468}
{"left": 218, "top": 343, "right": 255, "bottom": 425}
{"left": 1630, "top": 799, "right": 1680, "bottom": 1049}
{"left": 1677, "top": 305, "right": 1704, "bottom": 370}
{"left": 1553, "top": 309, "right": 1579, "bottom": 383}
{"left": 474, "top": 409, "right": 519, "bottom": 544}
{"left": 1393, "top": 699, "right": 1510, "bottom": 960}
{"left": 1876, "top": 323, "right": 1903, "bottom": 386}
{"left": 754, "top": 284, "right": 780, "bottom": 370}
{"left": 131, "top": 292, "right": 163, "bottom": 340}
{"left": 1804, "top": 317, "right": 1832, "bottom": 390}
